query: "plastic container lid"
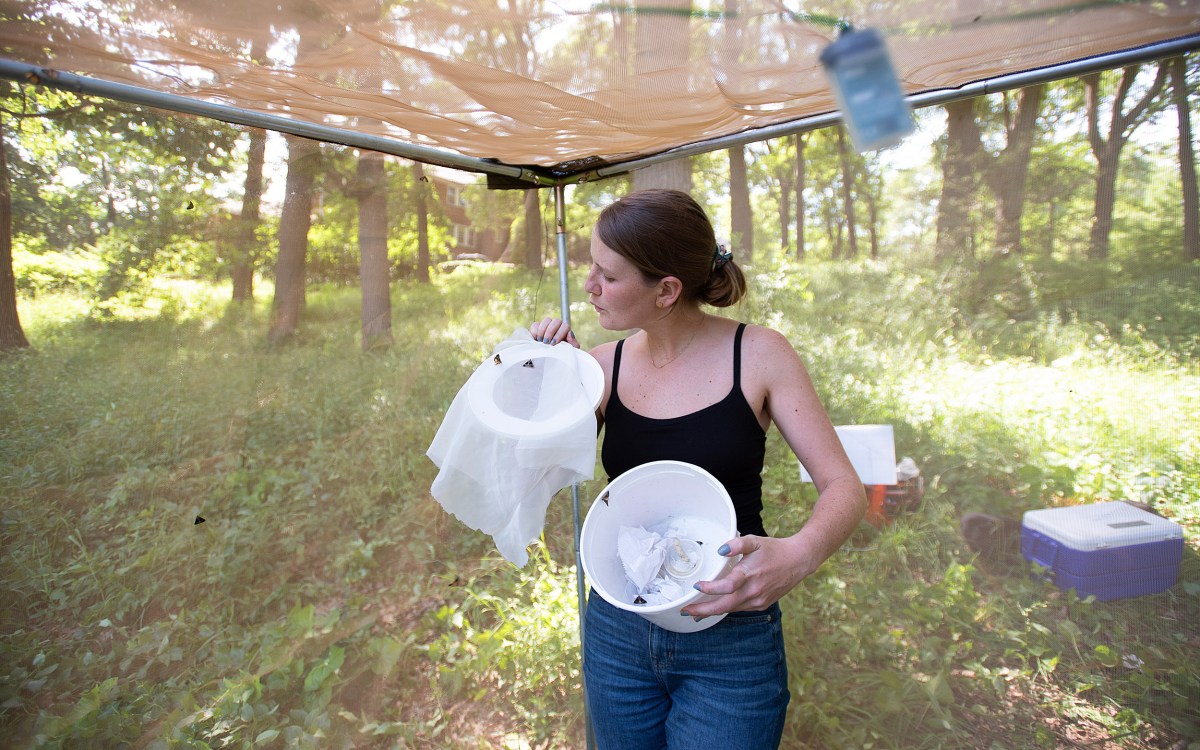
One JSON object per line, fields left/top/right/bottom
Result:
{"left": 1021, "top": 502, "right": 1183, "bottom": 551}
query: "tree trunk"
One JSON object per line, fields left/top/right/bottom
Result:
{"left": 936, "top": 98, "right": 982, "bottom": 262}
{"left": 729, "top": 146, "right": 753, "bottom": 264}
{"left": 632, "top": 0, "right": 692, "bottom": 194}
{"left": 1045, "top": 198, "right": 1057, "bottom": 257}
{"left": 768, "top": 139, "right": 792, "bottom": 255}
{"left": 232, "top": 127, "right": 266, "bottom": 302}
{"left": 1087, "top": 147, "right": 1121, "bottom": 260}
{"left": 633, "top": 159, "right": 691, "bottom": 192}
{"left": 414, "top": 162, "right": 431, "bottom": 283}
{"left": 1084, "top": 64, "right": 1169, "bottom": 260}
{"left": 268, "top": 134, "right": 319, "bottom": 343}
{"left": 1170, "top": 56, "right": 1200, "bottom": 262}
{"left": 102, "top": 161, "right": 117, "bottom": 230}
{"left": 828, "top": 204, "right": 843, "bottom": 260}
{"left": 524, "top": 189, "right": 542, "bottom": 271}
{"left": 795, "top": 133, "right": 806, "bottom": 260}
{"left": 836, "top": 127, "right": 859, "bottom": 258}
{"left": 778, "top": 167, "right": 791, "bottom": 255}
{"left": 356, "top": 149, "right": 393, "bottom": 350}
{"left": 865, "top": 180, "right": 880, "bottom": 259}
{"left": 0, "top": 121, "right": 30, "bottom": 352}
{"left": 988, "top": 85, "right": 1044, "bottom": 256}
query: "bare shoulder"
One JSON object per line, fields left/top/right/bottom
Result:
{"left": 741, "top": 324, "right": 807, "bottom": 374}
{"left": 587, "top": 339, "right": 619, "bottom": 419}
{"left": 734, "top": 324, "right": 813, "bottom": 424}
{"left": 587, "top": 340, "right": 619, "bottom": 374}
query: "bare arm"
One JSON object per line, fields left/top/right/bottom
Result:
{"left": 687, "top": 327, "right": 866, "bottom": 617}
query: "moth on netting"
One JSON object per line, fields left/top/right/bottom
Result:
{"left": 493, "top": 354, "right": 502, "bottom": 365}
{"left": 523, "top": 359, "right": 535, "bottom": 368}
{"left": 633, "top": 596, "right": 647, "bottom": 605}
{"left": 599, "top": 491, "right": 610, "bottom": 506}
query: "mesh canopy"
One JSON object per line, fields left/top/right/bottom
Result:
{"left": 1, "top": 0, "right": 1198, "bottom": 174}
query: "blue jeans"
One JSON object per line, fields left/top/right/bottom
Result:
{"left": 582, "top": 590, "right": 790, "bottom": 750}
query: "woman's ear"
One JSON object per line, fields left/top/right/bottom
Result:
{"left": 656, "top": 276, "right": 684, "bottom": 310}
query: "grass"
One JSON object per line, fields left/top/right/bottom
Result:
{"left": 1, "top": 259, "right": 1197, "bottom": 749}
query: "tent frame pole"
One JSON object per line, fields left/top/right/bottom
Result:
{"left": 576, "top": 33, "right": 1200, "bottom": 181}
{"left": 554, "top": 184, "right": 596, "bottom": 750}
{"left": 0, "top": 59, "right": 554, "bottom": 186}
{"left": 3, "top": 34, "right": 1197, "bottom": 188}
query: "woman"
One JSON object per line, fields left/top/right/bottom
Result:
{"left": 531, "top": 188, "right": 866, "bottom": 749}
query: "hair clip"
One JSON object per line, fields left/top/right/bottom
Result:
{"left": 712, "top": 244, "right": 733, "bottom": 271}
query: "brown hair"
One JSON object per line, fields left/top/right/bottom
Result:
{"left": 595, "top": 189, "right": 747, "bottom": 308}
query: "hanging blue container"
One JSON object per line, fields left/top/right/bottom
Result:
{"left": 819, "top": 27, "right": 915, "bottom": 151}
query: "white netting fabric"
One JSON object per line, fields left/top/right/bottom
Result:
{"left": 427, "top": 329, "right": 599, "bottom": 566}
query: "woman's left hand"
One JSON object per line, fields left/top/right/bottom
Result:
{"left": 530, "top": 317, "right": 579, "bottom": 348}
{"left": 683, "top": 534, "right": 819, "bottom": 619}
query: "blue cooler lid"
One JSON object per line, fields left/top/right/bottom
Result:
{"left": 1022, "top": 502, "right": 1183, "bottom": 551}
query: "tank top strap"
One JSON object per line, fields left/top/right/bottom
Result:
{"left": 733, "top": 322, "right": 747, "bottom": 388}
{"left": 611, "top": 338, "right": 626, "bottom": 393}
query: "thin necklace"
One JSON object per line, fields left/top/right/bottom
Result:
{"left": 649, "top": 325, "right": 701, "bottom": 369}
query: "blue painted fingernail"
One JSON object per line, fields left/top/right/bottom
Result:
{"left": 718, "top": 544, "right": 731, "bottom": 556}
{"left": 679, "top": 610, "right": 690, "bottom": 617}
{"left": 693, "top": 583, "right": 703, "bottom": 591}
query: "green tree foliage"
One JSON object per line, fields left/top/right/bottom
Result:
{"left": 3, "top": 85, "right": 240, "bottom": 304}
{"left": 800, "top": 127, "right": 877, "bottom": 261}
{"left": 458, "top": 179, "right": 522, "bottom": 263}
{"left": 3, "top": 48, "right": 1195, "bottom": 354}
{"left": 1022, "top": 137, "right": 1094, "bottom": 260}
{"left": 757, "top": 138, "right": 795, "bottom": 257}
{"left": 270, "top": 146, "right": 455, "bottom": 285}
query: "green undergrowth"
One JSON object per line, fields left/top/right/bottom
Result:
{"left": 1, "top": 259, "right": 1196, "bottom": 748}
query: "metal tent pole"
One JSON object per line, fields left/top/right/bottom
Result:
{"left": 552, "top": 183, "right": 596, "bottom": 750}
{"left": 0, "top": 59, "right": 554, "bottom": 186}
{"left": 6, "top": 33, "right": 1197, "bottom": 187}
{"left": 577, "top": 33, "right": 1200, "bottom": 181}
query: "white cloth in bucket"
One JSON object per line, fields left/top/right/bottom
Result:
{"left": 427, "top": 328, "right": 600, "bottom": 566}
{"left": 616, "top": 523, "right": 692, "bottom": 606}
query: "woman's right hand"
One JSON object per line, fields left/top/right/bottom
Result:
{"left": 530, "top": 317, "right": 579, "bottom": 348}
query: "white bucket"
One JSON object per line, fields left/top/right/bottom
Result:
{"left": 580, "top": 460, "right": 738, "bottom": 633}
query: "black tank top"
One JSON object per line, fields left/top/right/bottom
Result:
{"left": 601, "top": 322, "right": 769, "bottom": 537}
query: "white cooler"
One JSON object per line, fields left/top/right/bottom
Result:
{"left": 1020, "top": 501, "right": 1184, "bottom": 601}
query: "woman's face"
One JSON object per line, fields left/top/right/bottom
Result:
{"left": 583, "top": 233, "right": 659, "bottom": 331}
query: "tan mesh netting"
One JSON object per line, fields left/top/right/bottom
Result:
{"left": 1, "top": 0, "right": 1197, "bottom": 172}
